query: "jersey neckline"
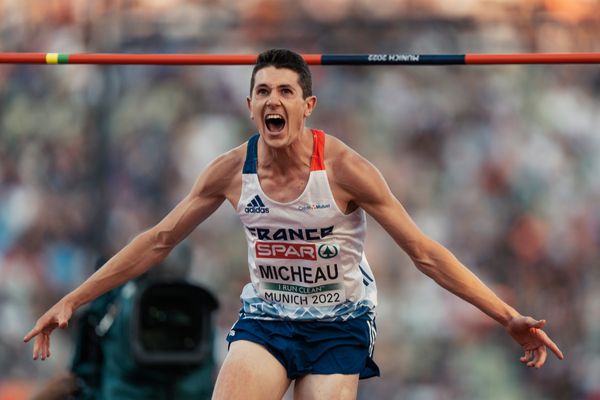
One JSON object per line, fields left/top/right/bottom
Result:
{"left": 242, "top": 129, "right": 326, "bottom": 206}
{"left": 243, "top": 129, "right": 325, "bottom": 175}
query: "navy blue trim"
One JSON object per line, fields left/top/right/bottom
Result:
{"left": 359, "top": 265, "right": 374, "bottom": 282}
{"left": 243, "top": 134, "right": 260, "bottom": 174}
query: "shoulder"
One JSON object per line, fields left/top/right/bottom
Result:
{"left": 210, "top": 142, "right": 246, "bottom": 174}
{"left": 323, "top": 133, "right": 361, "bottom": 162}
{"left": 324, "top": 134, "right": 380, "bottom": 183}
{"left": 322, "top": 132, "right": 391, "bottom": 206}
{"left": 191, "top": 141, "right": 247, "bottom": 197}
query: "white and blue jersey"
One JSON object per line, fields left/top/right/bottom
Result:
{"left": 236, "top": 129, "right": 377, "bottom": 322}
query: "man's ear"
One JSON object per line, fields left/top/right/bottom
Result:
{"left": 304, "top": 95, "right": 317, "bottom": 117}
{"left": 246, "top": 96, "right": 253, "bottom": 119}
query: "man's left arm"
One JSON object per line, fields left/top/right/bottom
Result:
{"left": 333, "top": 149, "right": 564, "bottom": 368}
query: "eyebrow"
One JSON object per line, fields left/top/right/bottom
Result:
{"left": 255, "top": 83, "right": 295, "bottom": 91}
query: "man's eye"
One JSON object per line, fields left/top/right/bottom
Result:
{"left": 257, "top": 89, "right": 268, "bottom": 95}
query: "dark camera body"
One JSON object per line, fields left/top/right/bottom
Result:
{"left": 71, "top": 277, "right": 218, "bottom": 400}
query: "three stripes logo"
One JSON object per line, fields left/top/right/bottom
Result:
{"left": 245, "top": 195, "right": 270, "bottom": 214}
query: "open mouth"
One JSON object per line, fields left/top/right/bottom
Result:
{"left": 265, "top": 114, "right": 286, "bottom": 132}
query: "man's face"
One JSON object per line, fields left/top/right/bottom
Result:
{"left": 247, "top": 66, "right": 316, "bottom": 148}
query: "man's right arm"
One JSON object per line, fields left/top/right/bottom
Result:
{"left": 63, "top": 149, "right": 240, "bottom": 310}
{"left": 24, "top": 147, "right": 244, "bottom": 358}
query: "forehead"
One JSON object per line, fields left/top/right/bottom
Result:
{"left": 253, "top": 66, "right": 301, "bottom": 88}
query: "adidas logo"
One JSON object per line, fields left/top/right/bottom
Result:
{"left": 244, "top": 195, "right": 270, "bottom": 214}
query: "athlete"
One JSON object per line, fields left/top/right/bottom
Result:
{"left": 24, "top": 49, "right": 564, "bottom": 400}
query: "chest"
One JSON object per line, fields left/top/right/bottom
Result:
{"left": 258, "top": 168, "right": 309, "bottom": 203}
{"left": 240, "top": 166, "right": 352, "bottom": 214}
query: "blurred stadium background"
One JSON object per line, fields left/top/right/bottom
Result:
{"left": 1, "top": 1, "right": 600, "bottom": 399}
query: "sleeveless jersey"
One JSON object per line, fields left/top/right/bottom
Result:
{"left": 236, "top": 129, "right": 377, "bottom": 321}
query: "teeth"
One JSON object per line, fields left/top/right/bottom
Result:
{"left": 265, "top": 114, "right": 284, "bottom": 120}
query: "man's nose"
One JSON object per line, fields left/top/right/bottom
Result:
{"left": 266, "top": 93, "right": 282, "bottom": 107}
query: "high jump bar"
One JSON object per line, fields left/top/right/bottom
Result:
{"left": 1, "top": 52, "right": 600, "bottom": 65}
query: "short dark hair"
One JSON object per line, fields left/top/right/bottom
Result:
{"left": 250, "top": 49, "right": 313, "bottom": 98}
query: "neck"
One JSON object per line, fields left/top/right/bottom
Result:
{"left": 259, "top": 127, "right": 313, "bottom": 172}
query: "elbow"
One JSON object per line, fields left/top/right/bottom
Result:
{"left": 405, "top": 237, "right": 440, "bottom": 276}
{"left": 144, "top": 228, "right": 177, "bottom": 262}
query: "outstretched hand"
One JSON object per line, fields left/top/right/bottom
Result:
{"left": 23, "top": 299, "right": 74, "bottom": 361}
{"left": 506, "top": 315, "right": 564, "bottom": 368}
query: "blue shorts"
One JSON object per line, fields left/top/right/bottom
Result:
{"left": 226, "top": 318, "right": 380, "bottom": 380}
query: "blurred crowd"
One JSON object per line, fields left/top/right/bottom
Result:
{"left": 1, "top": 1, "right": 600, "bottom": 399}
